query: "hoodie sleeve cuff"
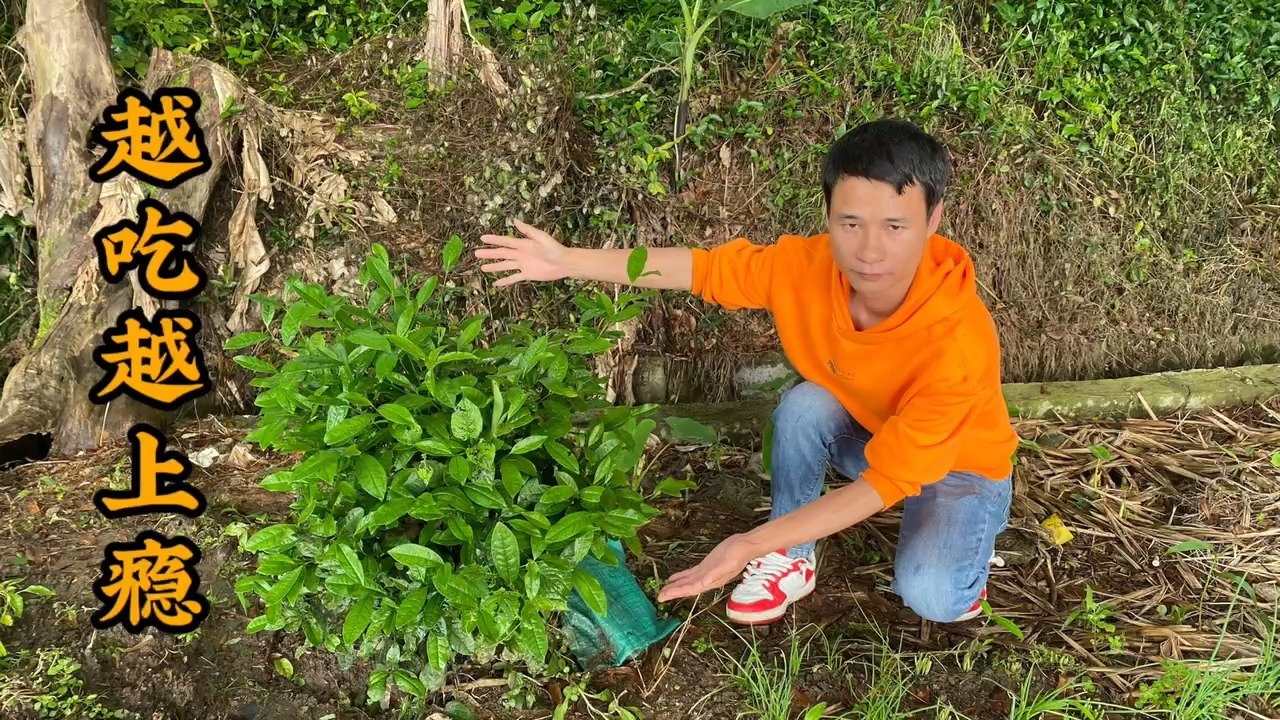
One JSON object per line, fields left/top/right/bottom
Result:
{"left": 689, "top": 247, "right": 710, "bottom": 296}
{"left": 861, "top": 467, "right": 913, "bottom": 508}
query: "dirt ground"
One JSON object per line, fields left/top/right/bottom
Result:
{"left": 1, "top": 403, "right": 1277, "bottom": 719}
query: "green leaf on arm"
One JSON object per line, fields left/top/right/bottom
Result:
{"left": 626, "top": 246, "right": 648, "bottom": 284}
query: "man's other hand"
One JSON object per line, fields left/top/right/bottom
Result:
{"left": 657, "top": 534, "right": 753, "bottom": 602}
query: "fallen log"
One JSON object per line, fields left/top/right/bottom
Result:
{"left": 643, "top": 363, "right": 1280, "bottom": 444}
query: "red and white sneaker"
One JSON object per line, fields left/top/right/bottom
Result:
{"left": 954, "top": 553, "right": 1006, "bottom": 622}
{"left": 726, "top": 551, "right": 816, "bottom": 625}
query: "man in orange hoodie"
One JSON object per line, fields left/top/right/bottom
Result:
{"left": 477, "top": 119, "right": 1019, "bottom": 625}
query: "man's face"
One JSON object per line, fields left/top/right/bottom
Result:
{"left": 826, "top": 176, "right": 941, "bottom": 299}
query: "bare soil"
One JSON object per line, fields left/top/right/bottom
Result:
{"left": 2, "top": 404, "right": 1277, "bottom": 719}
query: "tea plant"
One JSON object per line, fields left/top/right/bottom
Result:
{"left": 0, "top": 579, "right": 54, "bottom": 657}
{"left": 228, "top": 242, "right": 665, "bottom": 710}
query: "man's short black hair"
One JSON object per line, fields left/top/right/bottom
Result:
{"left": 822, "top": 119, "right": 950, "bottom": 216}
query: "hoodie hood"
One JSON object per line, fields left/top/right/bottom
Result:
{"left": 831, "top": 233, "right": 977, "bottom": 343}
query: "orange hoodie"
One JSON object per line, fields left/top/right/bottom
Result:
{"left": 689, "top": 233, "right": 1018, "bottom": 507}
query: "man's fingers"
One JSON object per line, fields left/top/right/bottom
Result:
{"left": 512, "top": 219, "right": 551, "bottom": 243}
{"left": 474, "top": 248, "right": 517, "bottom": 260}
{"left": 480, "top": 261, "right": 520, "bottom": 274}
{"left": 657, "top": 578, "right": 704, "bottom": 602}
{"left": 493, "top": 272, "right": 526, "bottom": 287}
{"left": 479, "top": 234, "right": 524, "bottom": 248}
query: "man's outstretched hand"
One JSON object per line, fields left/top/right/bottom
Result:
{"left": 656, "top": 534, "right": 754, "bottom": 602}
{"left": 476, "top": 220, "right": 570, "bottom": 286}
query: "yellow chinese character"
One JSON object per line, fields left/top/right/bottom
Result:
{"left": 95, "top": 424, "right": 205, "bottom": 518}
{"left": 91, "top": 308, "right": 210, "bottom": 410}
{"left": 94, "top": 199, "right": 207, "bottom": 298}
{"left": 89, "top": 87, "right": 211, "bottom": 188}
{"left": 92, "top": 531, "right": 208, "bottom": 633}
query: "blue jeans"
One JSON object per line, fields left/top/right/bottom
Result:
{"left": 769, "top": 381, "right": 1013, "bottom": 622}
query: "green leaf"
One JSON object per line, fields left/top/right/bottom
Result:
{"left": 366, "top": 670, "right": 389, "bottom": 705}
{"left": 457, "top": 316, "right": 484, "bottom": 346}
{"left": 491, "top": 379, "right": 505, "bottom": 431}
{"left": 354, "top": 453, "right": 388, "bottom": 500}
{"left": 510, "top": 435, "right": 547, "bottom": 454}
{"left": 451, "top": 398, "right": 484, "bottom": 441}
{"left": 396, "top": 588, "right": 430, "bottom": 630}
{"left": 664, "top": 416, "right": 719, "bottom": 445}
{"left": 387, "top": 334, "right": 427, "bottom": 360}
{"left": 343, "top": 596, "right": 375, "bottom": 646}
{"left": 626, "top": 246, "right": 648, "bottom": 284}
{"left": 243, "top": 524, "right": 297, "bottom": 552}
{"left": 378, "top": 403, "right": 417, "bottom": 426}
{"left": 363, "top": 498, "right": 414, "bottom": 531}
{"left": 224, "top": 332, "right": 270, "bottom": 350}
{"left": 1166, "top": 539, "right": 1212, "bottom": 555}
{"left": 443, "top": 235, "right": 464, "bottom": 273}
{"left": 572, "top": 568, "right": 608, "bottom": 616}
{"left": 520, "top": 603, "right": 548, "bottom": 663}
{"left": 444, "top": 700, "right": 476, "bottom": 720}
{"left": 389, "top": 543, "right": 444, "bottom": 569}
{"left": 1271, "top": 450, "right": 1280, "bottom": 468}
{"left": 1089, "top": 444, "right": 1114, "bottom": 462}
{"left": 545, "top": 441, "right": 579, "bottom": 473}
{"left": 336, "top": 544, "right": 365, "bottom": 587}
{"left": 803, "top": 704, "right": 828, "bottom": 720}
{"left": 428, "top": 630, "right": 450, "bottom": 672}
{"left": 281, "top": 303, "right": 319, "bottom": 345}
{"left": 980, "top": 600, "right": 1025, "bottom": 640}
{"left": 490, "top": 523, "right": 520, "bottom": 585}
{"left": 545, "top": 512, "right": 592, "bottom": 545}
{"left": 536, "top": 485, "right": 576, "bottom": 509}
{"left": 415, "top": 439, "right": 456, "bottom": 457}
{"left": 416, "top": 276, "right": 439, "bottom": 308}
{"left": 654, "top": 477, "right": 697, "bottom": 498}
{"left": 710, "top": 0, "right": 815, "bottom": 20}
{"left": 273, "top": 657, "right": 294, "bottom": 679}
{"left": 394, "top": 669, "right": 426, "bottom": 699}
{"left": 263, "top": 566, "right": 304, "bottom": 604}
{"left": 325, "top": 415, "right": 376, "bottom": 446}
{"left": 347, "top": 329, "right": 391, "bottom": 352}
{"left": 233, "top": 355, "right": 276, "bottom": 374}
{"left": 22, "top": 585, "right": 54, "bottom": 598}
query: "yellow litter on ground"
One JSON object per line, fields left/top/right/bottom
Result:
{"left": 1041, "top": 513, "right": 1075, "bottom": 545}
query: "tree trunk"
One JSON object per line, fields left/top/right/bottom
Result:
{"left": 635, "top": 364, "right": 1280, "bottom": 445}
{"left": 0, "top": 0, "right": 239, "bottom": 455}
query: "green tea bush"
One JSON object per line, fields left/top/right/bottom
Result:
{"left": 227, "top": 241, "right": 663, "bottom": 706}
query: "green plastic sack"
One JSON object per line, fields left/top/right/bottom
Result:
{"left": 563, "top": 540, "right": 680, "bottom": 671}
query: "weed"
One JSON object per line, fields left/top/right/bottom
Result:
{"left": 0, "top": 649, "right": 132, "bottom": 719}
{"left": 0, "top": 579, "right": 54, "bottom": 657}
{"left": 1064, "top": 586, "right": 1124, "bottom": 652}
{"left": 554, "top": 676, "right": 644, "bottom": 720}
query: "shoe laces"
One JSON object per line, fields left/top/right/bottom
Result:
{"left": 740, "top": 552, "right": 799, "bottom": 587}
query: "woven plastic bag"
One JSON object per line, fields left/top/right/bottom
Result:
{"left": 563, "top": 540, "right": 679, "bottom": 671}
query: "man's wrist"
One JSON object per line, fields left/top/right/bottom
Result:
{"left": 557, "top": 246, "right": 588, "bottom": 281}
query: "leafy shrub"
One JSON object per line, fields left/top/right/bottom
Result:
{"left": 227, "top": 241, "right": 662, "bottom": 707}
